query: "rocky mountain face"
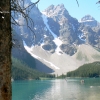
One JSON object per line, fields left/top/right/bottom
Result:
{"left": 12, "top": 32, "right": 54, "bottom": 73}
{"left": 12, "top": 0, "right": 100, "bottom": 75}
{"left": 12, "top": 31, "right": 36, "bottom": 69}
{"left": 79, "top": 16, "right": 100, "bottom": 48}
{"left": 80, "top": 15, "right": 98, "bottom": 27}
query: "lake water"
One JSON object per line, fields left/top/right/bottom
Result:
{"left": 12, "top": 78, "right": 100, "bottom": 100}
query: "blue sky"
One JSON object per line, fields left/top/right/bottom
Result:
{"left": 31, "top": 0, "right": 100, "bottom": 22}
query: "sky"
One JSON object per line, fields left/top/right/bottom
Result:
{"left": 31, "top": 0, "right": 100, "bottom": 22}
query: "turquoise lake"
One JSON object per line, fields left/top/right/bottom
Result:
{"left": 12, "top": 78, "right": 100, "bottom": 100}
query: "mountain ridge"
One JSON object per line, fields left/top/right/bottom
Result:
{"left": 12, "top": 1, "right": 100, "bottom": 75}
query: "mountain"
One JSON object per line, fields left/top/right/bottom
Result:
{"left": 12, "top": 0, "right": 100, "bottom": 75}
{"left": 72, "top": 44, "right": 100, "bottom": 62}
{"left": 12, "top": 31, "right": 36, "bottom": 69}
{"left": 12, "top": 31, "right": 54, "bottom": 73}
{"left": 80, "top": 15, "right": 98, "bottom": 27}
{"left": 42, "top": 4, "right": 80, "bottom": 51}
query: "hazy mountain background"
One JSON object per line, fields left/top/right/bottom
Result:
{"left": 12, "top": 0, "right": 100, "bottom": 76}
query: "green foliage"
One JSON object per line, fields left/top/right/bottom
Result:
{"left": 12, "top": 57, "right": 55, "bottom": 80}
{"left": 57, "top": 74, "right": 66, "bottom": 79}
{"left": 67, "top": 62, "right": 100, "bottom": 77}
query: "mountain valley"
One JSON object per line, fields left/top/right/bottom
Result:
{"left": 12, "top": 0, "right": 100, "bottom": 76}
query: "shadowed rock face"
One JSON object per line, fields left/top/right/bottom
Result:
{"left": 80, "top": 15, "right": 98, "bottom": 27}
{"left": 60, "top": 44, "right": 77, "bottom": 56}
{"left": 12, "top": 33, "right": 36, "bottom": 69}
{"left": 35, "top": 59, "right": 54, "bottom": 73}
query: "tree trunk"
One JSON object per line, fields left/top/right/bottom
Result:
{"left": 0, "top": 0, "right": 12, "bottom": 100}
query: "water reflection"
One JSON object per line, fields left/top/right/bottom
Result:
{"left": 32, "top": 79, "right": 100, "bottom": 100}
{"left": 12, "top": 78, "right": 100, "bottom": 100}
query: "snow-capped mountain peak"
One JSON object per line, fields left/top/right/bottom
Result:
{"left": 79, "top": 15, "right": 98, "bottom": 27}
{"left": 80, "top": 15, "right": 95, "bottom": 22}
{"left": 42, "top": 4, "right": 69, "bottom": 17}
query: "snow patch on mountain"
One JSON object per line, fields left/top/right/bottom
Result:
{"left": 23, "top": 40, "right": 60, "bottom": 70}
{"left": 79, "top": 20, "right": 94, "bottom": 23}
{"left": 78, "top": 33, "right": 86, "bottom": 42}
{"left": 41, "top": 14, "right": 56, "bottom": 37}
{"left": 53, "top": 38, "right": 63, "bottom": 55}
{"left": 44, "top": 35, "right": 47, "bottom": 38}
{"left": 41, "top": 14, "right": 63, "bottom": 55}
{"left": 23, "top": 40, "right": 40, "bottom": 59}
{"left": 43, "top": 59, "right": 60, "bottom": 69}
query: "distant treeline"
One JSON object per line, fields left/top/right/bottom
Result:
{"left": 67, "top": 62, "right": 100, "bottom": 77}
{"left": 12, "top": 57, "right": 55, "bottom": 80}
